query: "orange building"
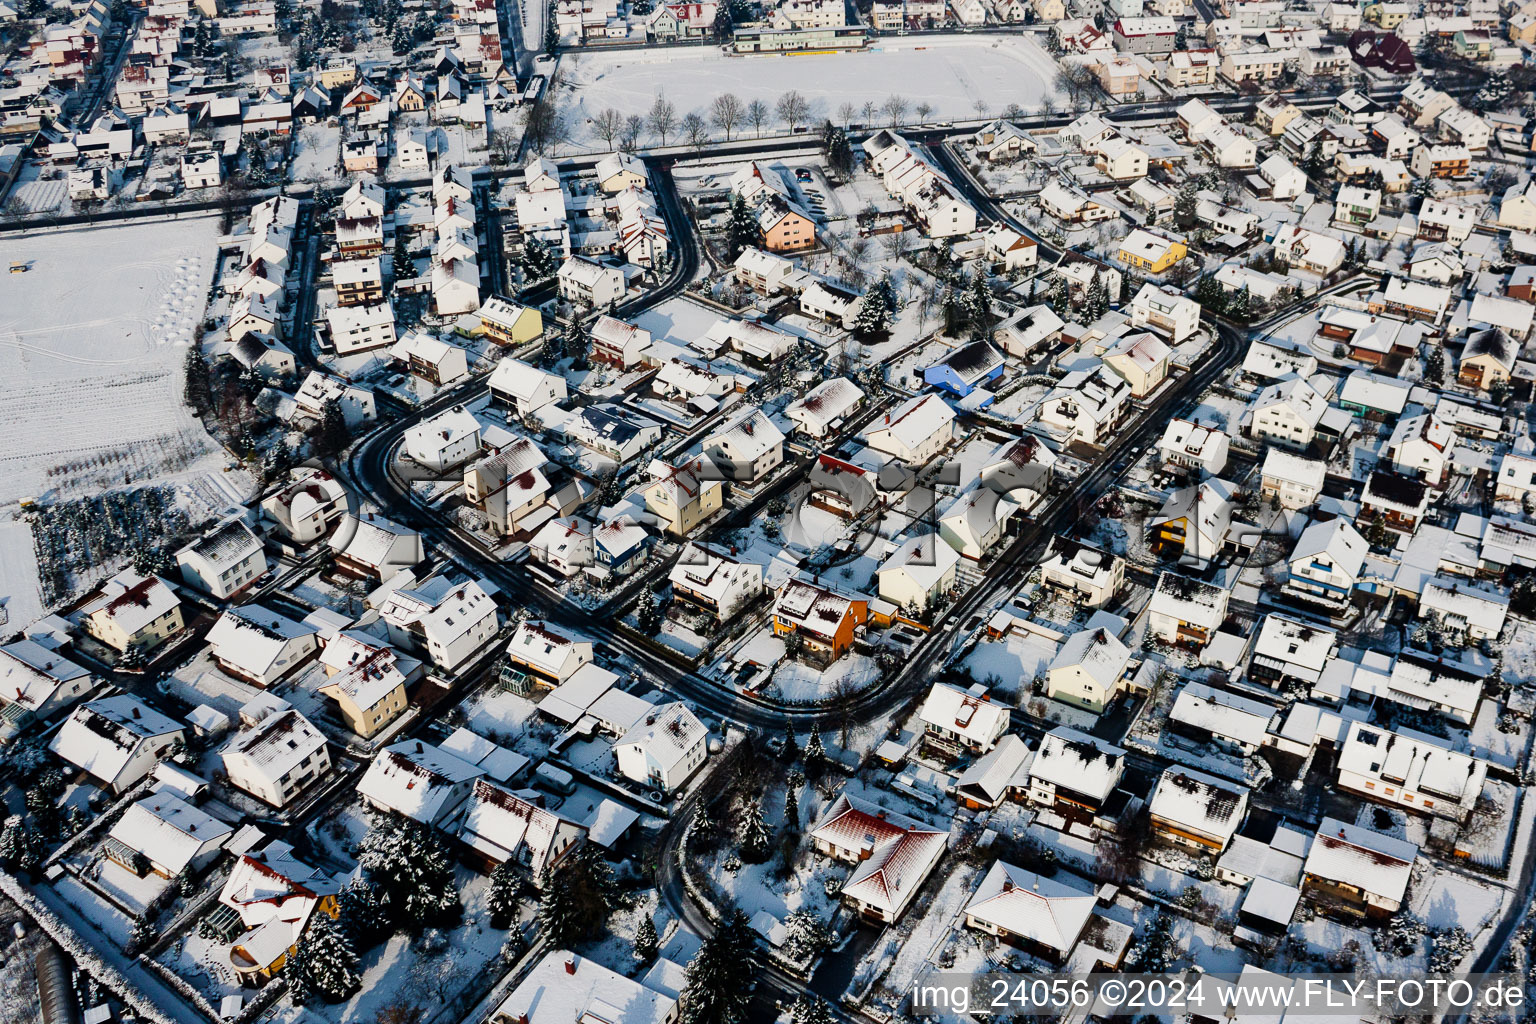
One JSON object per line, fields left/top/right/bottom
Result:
{"left": 772, "top": 578, "right": 869, "bottom": 664}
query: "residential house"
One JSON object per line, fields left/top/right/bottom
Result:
{"left": 205, "top": 605, "right": 318, "bottom": 688}
{"left": 1286, "top": 518, "right": 1368, "bottom": 611}
{"left": 1047, "top": 626, "right": 1131, "bottom": 713}
{"left": 615, "top": 702, "right": 709, "bottom": 792}
{"left": 1149, "top": 767, "right": 1249, "bottom": 853}
{"left": 50, "top": 695, "right": 185, "bottom": 793}
{"left": 81, "top": 569, "right": 185, "bottom": 655}
{"left": 1148, "top": 572, "right": 1230, "bottom": 647}
{"left": 809, "top": 792, "right": 948, "bottom": 923}
{"left": 220, "top": 700, "right": 331, "bottom": 808}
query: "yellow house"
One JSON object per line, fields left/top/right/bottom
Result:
{"left": 1031, "top": 0, "right": 1065, "bottom": 19}
{"left": 395, "top": 77, "right": 428, "bottom": 112}
{"left": 643, "top": 460, "right": 724, "bottom": 537}
{"left": 1511, "top": 14, "right": 1536, "bottom": 43}
{"left": 476, "top": 295, "right": 544, "bottom": 345}
{"left": 317, "top": 61, "right": 357, "bottom": 89}
{"left": 1363, "top": 1, "right": 1409, "bottom": 28}
{"left": 316, "top": 634, "right": 412, "bottom": 738}
{"left": 1117, "top": 228, "right": 1186, "bottom": 274}
{"left": 82, "top": 570, "right": 185, "bottom": 654}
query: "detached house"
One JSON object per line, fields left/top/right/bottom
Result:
{"left": 456, "top": 779, "right": 587, "bottom": 876}
{"left": 505, "top": 620, "right": 592, "bottom": 687}
{"left": 205, "top": 605, "right": 318, "bottom": 688}
{"left": 863, "top": 392, "right": 956, "bottom": 465}
{"left": 358, "top": 739, "right": 485, "bottom": 827}
{"left": 51, "top": 695, "right": 185, "bottom": 793}
{"left": 221, "top": 700, "right": 331, "bottom": 808}
{"left": 963, "top": 862, "right": 1098, "bottom": 963}
{"left": 1026, "top": 727, "right": 1126, "bottom": 822}
{"left": 176, "top": 519, "right": 266, "bottom": 600}
{"left": 809, "top": 792, "right": 948, "bottom": 923}
{"left": 918, "top": 682, "right": 1010, "bottom": 756}
{"left": 1336, "top": 721, "right": 1487, "bottom": 823}
{"left": 615, "top": 702, "right": 709, "bottom": 792}
{"left": 1286, "top": 518, "right": 1368, "bottom": 611}
{"left": 1149, "top": 768, "right": 1249, "bottom": 853}
{"left": 1302, "top": 818, "right": 1417, "bottom": 919}
{"left": 1047, "top": 626, "right": 1132, "bottom": 713}
{"left": 215, "top": 841, "right": 340, "bottom": 987}
{"left": 82, "top": 569, "right": 184, "bottom": 656}
{"left": 1038, "top": 538, "right": 1124, "bottom": 608}
{"left": 669, "top": 543, "right": 763, "bottom": 623}
{"left": 1148, "top": 572, "right": 1229, "bottom": 647}
{"left": 772, "top": 577, "right": 869, "bottom": 665}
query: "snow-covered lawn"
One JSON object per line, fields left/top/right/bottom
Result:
{"left": 961, "top": 633, "right": 1057, "bottom": 702}
{"left": 1411, "top": 870, "right": 1505, "bottom": 935}
{"left": 0, "top": 216, "right": 226, "bottom": 507}
{"left": 556, "top": 36, "right": 1062, "bottom": 149}
{"left": 769, "top": 652, "right": 882, "bottom": 704}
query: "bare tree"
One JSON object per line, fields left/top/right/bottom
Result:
{"left": 881, "top": 94, "right": 909, "bottom": 126}
{"left": 620, "top": 114, "right": 645, "bottom": 151}
{"left": 1040, "top": 96, "right": 1058, "bottom": 118}
{"left": 710, "top": 92, "right": 743, "bottom": 140}
{"left": 972, "top": 97, "right": 989, "bottom": 118}
{"left": 746, "top": 98, "right": 771, "bottom": 137}
{"left": 836, "top": 101, "right": 857, "bottom": 126}
{"left": 489, "top": 127, "right": 518, "bottom": 163}
{"left": 681, "top": 110, "right": 709, "bottom": 148}
{"left": 776, "top": 90, "right": 808, "bottom": 133}
{"left": 859, "top": 100, "right": 878, "bottom": 127}
{"left": 915, "top": 101, "right": 933, "bottom": 122}
{"left": 646, "top": 93, "right": 677, "bottom": 145}
{"left": 591, "top": 107, "right": 625, "bottom": 149}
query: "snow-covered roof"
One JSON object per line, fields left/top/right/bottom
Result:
{"left": 1260, "top": 448, "right": 1326, "bottom": 492}
{"left": 457, "top": 779, "right": 586, "bottom": 874}
{"left": 1029, "top": 727, "right": 1125, "bottom": 802}
{"left": 1149, "top": 767, "right": 1248, "bottom": 842}
{"left": 879, "top": 532, "right": 960, "bottom": 592}
{"left": 1338, "top": 720, "right": 1487, "bottom": 806}
{"left": 205, "top": 605, "right": 315, "bottom": 680}
{"left": 492, "top": 952, "right": 676, "bottom": 1024}
{"left": 1302, "top": 816, "right": 1416, "bottom": 902}
{"left": 918, "top": 682, "right": 1010, "bottom": 746}
{"left": 1251, "top": 614, "right": 1336, "bottom": 678}
{"left": 80, "top": 569, "right": 180, "bottom": 636}
{"left": 964, "top": 860, "right": 1097, "bottom": 953}
{"left": 358, "top": 739, "right": 484, "bottom": 822}
{"left": 0, "top": 640, "right": 90, "bottom": 711}
{"left": 955, "top": 734, "right": 1031, "bottom": 806}
{"left": 507, "top": 619, "right": 589, "bottom": 676}
{"left": 440, "top": 727, "right": 530, "bottom": 783}
{"left": 222, "top": 707, "right": 326, "bottom": 783}
{"left": 1169, "top": 681, "right": 1277, "bottom": 749}
{"left": 1150, "top": 572, "right": 1230, "bottom": 630}
{"left": 864, "top": 392, "right": 955, "bottom": 453}
{"left": 1418, "top": 576, "right": 1508, "bottom": 636}
{"left": 109, "top": 792, "right": 232, "bottom": 874}
{"left": 617, "top": 702, "right": 706, "bottom": 773}
{"left": 1290, "top": 519, "right": 1368, "bottom": 580}
{"left": 1050, "top": 627, "right": 1131, "bottom": 692}
{"left": 51, "top": 695, "right": 182, "bottom": 785}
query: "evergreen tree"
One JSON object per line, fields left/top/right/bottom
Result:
{"left": 1173, "top": 182, "right": 1197, "bottom": 227}
{"left": 633, "top": 914, "right": 659, "bottom": 962}
{"left": 681, "top": 911, "right": 756, "bottom": 1024}
{"left": 1084, "top": 271, "right": 1108, "bottom": 322}
{"left": 521, "top": 237, "right": 558, "bottom": 281}
{"left": 736, "top": 803, "right": 771, "bottom": 864}
{"left": 563, "top": 318, "right": 589, "bottom": 367}
{"left": 544, "top": 3, "right": 559, "bottom": 51}
{"left": 314, "top": 399, "right": 351, "bottom": 458}
{"left": 0, "top": 816, "right": 42, "bottom": 874}
{"left": 804, "top": 724, "right": 827, "bottom": 776}
{"left": 1195, "top": 274, "right": 1226, "bottom": 314}
{"left": 1229, "top": 285, "right": 1251, "bottom": 321}
{"left": 783, "top": 787, "right": 798, "bottom": 828}
{"left": 284, "top": 933, "right": 315, "bottom": 1005}
{"left": 725, "top": 194, "right": 759, "bottom": 260}
{"left": 336, "top": 877, "right": 390, "bottom": 948}
{"left": 535, "top": 844, "right": 616, "bottom": 948}
{"left": 357, "top": 814, "right": 461, "bottom": 933}
{"left": 792, "top": 996, "right": 834, "bottom": 1024}
{"left": 779, "top": 725, "right": 799, "bottom": 764}
{"left": 1424, "top": 346, "right": 1445, "bottom": 384}
{"left": 184, "top": 346, "right": 212, "bottom": 416}
{"left": 300, "top": 914, "right": 361, "bottom": 1002}
{"left": 779, "top": 911, "right": 831, "bottom": 962}
{"left": 393, "top": 232, "right": 413, "bottom": 280}
{"left": 487, "top": 861, "right": 522, "bottom": 929}
{"left": 850, "top": 291, "right": 892, "bottom": 339}
{"left": 963, "top": 270, "right": 995, "bottom": 336}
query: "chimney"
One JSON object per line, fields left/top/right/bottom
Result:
{"left": 564, "top": 957, "right": 577, "bottom": 975}
{"left": 132, "top": 707, "right": 141, "bottom": 719}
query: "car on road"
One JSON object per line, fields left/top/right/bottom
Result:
{"left": 794, "top": 168, "right": 813, "bottom": 182}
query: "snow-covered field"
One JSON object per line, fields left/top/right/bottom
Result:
{"left": 0, "top": 216, "right": 226, "bottom": 508}
{"left": 557, "top": 36, "right": 1062, "bottom": 148}
{"left": 0, "top": 216, "right": 238, "bottom": 625}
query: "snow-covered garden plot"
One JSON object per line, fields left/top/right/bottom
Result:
{"left": 0, "top": 216, "right": 227, "bottom": 509}
{"left": 1412, "top": 869, "right": 1505, "bottom": 937}
{"left": 1469, "top": 699, "right": 1527, "bottom": 768}
{"left": 556, "top": 36, "right": 1063, "bottom": 149}
{"left": 960, "top": 633, "right": 1057, "bottom": 702}
{"left": 768, "top": 651, "right": 883, "bottom": 705}
{"left": 853, "top": 860, "right": 981, "bottom": 1010}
